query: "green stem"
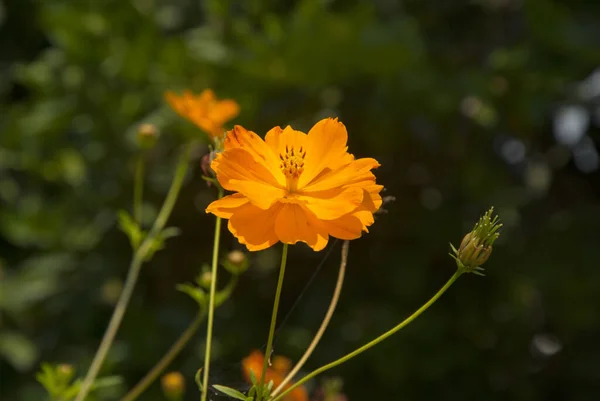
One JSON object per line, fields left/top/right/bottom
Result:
{"left": 133, "top": 155, "right": 145, "bottom": 224}
{"left": 271, "top": 270, "right": 463, "bottom": 401}
{"left": 271, "top": 241, "right": 349, "bottom": 397}
{"left": 201, "top": 188, "right": 224, "bottom": 401}
{"left": 75, "top": 143, "right": 193, "bottom": 401}
{"left": 260, "top": 243, "right": 289, "bottom": 388}
{"left": 121, "top": 310, "right": 207, "bottom": 401}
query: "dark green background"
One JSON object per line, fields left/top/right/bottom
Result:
{"left": 1, "top": 0, "right": 599, "bottom": 400}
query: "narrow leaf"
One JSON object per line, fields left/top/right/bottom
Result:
{"left": 213, "top": 384, "right": 247, "bottom": 400}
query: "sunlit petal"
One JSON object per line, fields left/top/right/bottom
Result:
{"left": 303, "top": 157, "right": 380, "bottom": 193}
{"left": 298, "top": 118, "right": 349, "bottom": 188}
{"left": 229, "top": 203, "right": 283, "bottom": 251}
{"left": 224, "top": 126, "right": 285, "bottom": 185}
{"left": 297, "top": 186, "right": 364, "bottom": 220}
{"left": 205, "top": 194, "right": 249, "bottom": 219}
{"left": 265, "top": 125, "right": 308, "bottom": 155}
{"left": 274, "top": 203, "right": 329, "bottom": 251}
{"left": 212, "top": 148, "right": 285, "bottom": 209}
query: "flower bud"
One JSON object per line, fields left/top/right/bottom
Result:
{"left": 199, "top": 271, "right": 213, "bottom": 289}
{"left": 222, "top": 250, "right": 249, "bottom": 275}
{"left": 56, "top": 364, "right": 75, "bottom": 382}
{"left": 201, "top": 152, "right": 216, "bottom": 182}
{"left": 137, "top": 123, "right": 159, "bottom": 150}
{"left": 451, "top": 207, "right": 502, "bottom": 275}
{"left": 161, "top": 371, "right": 185, "bottom": 401}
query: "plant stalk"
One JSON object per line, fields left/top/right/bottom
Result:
{"left": 121, "top": 310, "right": 206, "bottom": 401}
{"left": 133, "top": 155, "right": 145, "bottom": 224}
{"left": 75, "top": 143, "right": 193, "bottom": 401}
{"left": 271, "top": 241, "right": 349, "bottom": 397}
{"left": 260, "top": 244, "right": 289, "bottom": 387}
{"left": 200, "top": 188, "right": 224, "bottom": 401}
{"left": 271, "top": 270, "right": 463, "bottom": 401}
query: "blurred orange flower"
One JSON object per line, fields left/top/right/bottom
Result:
{"left": 206, "top": 118, "right": 382, "bottom": 251}
{"left": 165, "top": 89, "right": 239, "bottom": 138}
{"left": 242, "top": 350, "right": 308, "bottom": 401}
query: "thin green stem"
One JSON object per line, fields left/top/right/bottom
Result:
{"left": 75, "top": 143, "right": 193, "bottom": 401}
{"left": 201, "top": 188, "right": 224, "bottom": 401}
{"left": 121, "top": 310, "right": 206, "bottom": 401}
{"left": 260, "top": 243, "right": 289, "bottom": 387}
{"left": 271, "top": 241, "right": 349, "bottom": 397}
{"left": 133, "top": 155, "right": 145, "bottom": 224}
{"left": 271, "top": 270, "right": 463, "bottom": 401}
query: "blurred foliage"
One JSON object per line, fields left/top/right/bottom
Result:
{"left": 1, "top": 0, "right": 600, "bottom": 400}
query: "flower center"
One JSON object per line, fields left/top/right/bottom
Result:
{"left": 279, "top": 145, "right": 306, "bottom": 192}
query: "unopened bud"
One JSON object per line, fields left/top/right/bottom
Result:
{"left": 137, "top": 123, "right": 159, "bottom": 150}
{"left": 56, "top": 364, "right": 75, "bottom": 382}
{"left": 199, "top": 271, "right": 213, "bottom": 289}
{"left": 450, "top": 207, "right": 502, "bottom": 275}
{"left": 161, "top": 371, "right": 185, "bottom": 401}
{"left": 222, "top": 250, "right": 249, "bottom": 275}
{"left": 201, "top": 152, "right": 216, "bottom": 184}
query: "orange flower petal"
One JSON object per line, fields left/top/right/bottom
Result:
{"left": 274, "top": 203, "right": 328, "bottom": 251}
{"left": 298, "top": 118, "right": 349, "bottom": 189}
{"left": 318, "top": 213, "right": 365, "bottom": 240}
{"left": 211, "top": 100, "right": 240, "bottom": 123}
{"left": 205, "top": 194, "right": 249, "bottom": 219}
{"left": 198, "top": 89, "right": 215, "bottom": 103}
{"left": 164, "top": 89, "right": 239, "bottom": 138}
{"left": 265, "top": 125, "right": 308, "bottom": 155}
{"left": 212, "top": 148, "right": 285, "bottom": 209}
{"left": 303, "top": 157, "right": 380, "bottom": 193}
{"left": 352, "top": 209, "right": 375, "bottom": 230}
{"left": 297, "top": 186, "right": 364, "bottom": 220}
{"left": 228, "top": 202, "right": 283, "bottom": 251}
{"left": 360, "top": 183, "right": 384, "bottom": 211}
{"left": 224, "top": 126, "right": 285, "bottom": 185}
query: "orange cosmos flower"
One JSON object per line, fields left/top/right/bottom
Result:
{"left": 206, "top": 118, "right": 383, "bottom": 251}
{"left": 242, "top": 350, "right": 308, "bottom": 401}
{"left": 164, "top": 89, "right": 239, "bottom": 138}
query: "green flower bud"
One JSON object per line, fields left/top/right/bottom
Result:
{"left": 451, "top": 207, "right": 502, "bottom": 275}
{"left": 222, "top": 250, "right": 249, "bottom": 275}
{"left": 198, "top": 271, "right": 213, "bottom": 289}
{"left": 136, "top": 123, "right": 159, "bottom": 150}
{"left": 56, "top": 364, "right": 75, "bottom": 382}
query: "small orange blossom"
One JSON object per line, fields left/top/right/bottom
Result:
{"left": 165, "top": 89, "right": 239, "bottom": 138}
{"left": 242, "top": 350, "right": 308, "bottom": 401}
{"left": 206, "top": 118, "right": 382, "bottom": 251}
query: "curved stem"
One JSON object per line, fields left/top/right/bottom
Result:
{"left": 75, "top": 143, "right": 193, "bottom": 401}
{"left": 271, "top": 270, "right": 463, "bottom": 401}
{"left": 201, "top": 188, "right": 224, "bottom": 401}
{"left": 271, "top": 241, "right": 349, "bottom": 397}
{"left": 121, "top": 310, "right": 206, "bottom": 401}
{"left": 133, "top": 155, "right": 145, "bottom": 224}
{"left": 260, "top": 244, "right": 289, "bottom": 387}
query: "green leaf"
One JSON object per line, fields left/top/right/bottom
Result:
{"left": 92, "top": 375, "right": 123, "bottom": 390}
{"left": 213, "top": 384, "right": 247, "bottom": 401}
{"left": 195, "top": 368, "right": 204, "bottom": 392}
{"left": 176, "top": 283, "right": 207, "bottom": 307}
{"left": 0, "top": 332, "right": 38, "bottom": 371}
{"left": 117, "top": 210, "right": 143, "bottom": 249}
{"left": 143, "top": 226, "right": 181, "bottom": 261}
{"left": 248, "top": 368, "right": 258, "bottom": 386}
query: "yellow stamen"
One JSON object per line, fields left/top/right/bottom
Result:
{"left": 279, "top": 145, "right": 306, "bottom": 192}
